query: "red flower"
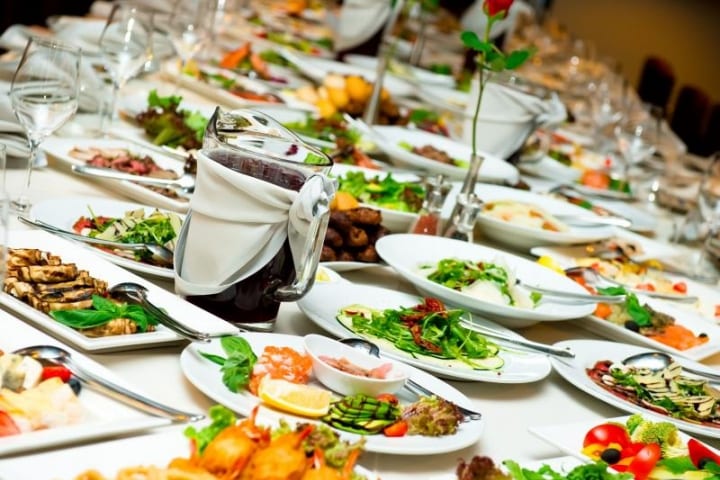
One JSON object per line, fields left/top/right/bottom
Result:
{"left": 483, "top": 0, "right": 514, "bottom": 17}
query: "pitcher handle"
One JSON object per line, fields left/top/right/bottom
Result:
{"left": 274, "top": 182, "right": 331, "bottom": 302}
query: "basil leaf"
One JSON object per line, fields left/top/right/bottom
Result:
{"left": 91, "top": 294, "right": 121, "bottom": 314}
{"left": 199, "top": 351, "right": 226, "bottom": 367}
{"left": 597, "top": 286, "right": 627, "bottom": 296}
{"left": 625, "top": 293, "right": 652, "bottom": 327}
{"left": 657, "top": 456, "right": 697, "bottom": 474}
{"left": 221, "top": 336, "right": 257, "bottom": 363}
{"left": 49, "top": 309, "right": 117, "bottom": 329}
{"left": 221, "top": 352, "right": 256, "bottom": 393}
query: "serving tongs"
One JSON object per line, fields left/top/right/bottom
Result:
{"left": 70, "top": 164, "right": 195, "bottom": 197}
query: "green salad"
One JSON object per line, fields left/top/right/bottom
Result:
{"left": 337, "top": 297, "right": 504, "bottom": 370}
{"left": 336, "top": 171, "right": 425, "bottom": 213}
{"left": 135, "top": 90, "right": 208, "bottom": 150}
{"left": 283, "top": 114, "right": 360, "bottom": 144}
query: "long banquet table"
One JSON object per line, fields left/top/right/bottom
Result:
{"left": 2, "top": 83, "right": 720, "bottom": 478}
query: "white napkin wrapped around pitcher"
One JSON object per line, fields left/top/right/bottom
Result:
{"left": 462, "top": 80, "right": 567, "bottom": 159}
{"left": 175, "top": 150, "right": 335, "bottom": 297}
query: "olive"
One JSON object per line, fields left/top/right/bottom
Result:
{"left": 700, "top": 333, "right": 708, "bottom": 339}
{"left": 624, "top": 320, "right": 640, "bottom": 332}
{"left": 68, "top": 378, "right": 82, "bottom": 396}
{"left": 698, "top": 457, "right": 713, "bottom": 469}
{"left": 600, "top": 448, "right": 622, "bottom": 465}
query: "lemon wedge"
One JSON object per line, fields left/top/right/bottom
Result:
{"left": 257, "top": 377, "right": 331, "bottom": 418}
{"left": 537, "top": 255, "right": 565, "bottom": 274}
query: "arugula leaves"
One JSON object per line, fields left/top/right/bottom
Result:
{"left": 336, "top": 171, "right": 425, "bottom": 213}
{"left": 502, "top": 460, "right": 632, "bottom": 480}
{"left": 426, "top": 259, "right": 516, "bottom": 305}
{"left": 49, "top": 295, "right": 160, "bottom": 332}
{"left": 148, "top": 90, "right": 182, "bottom": 110}
{"left": 200, "top": 336, "right": 257, "bottom": 393}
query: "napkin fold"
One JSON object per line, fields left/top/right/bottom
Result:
{"left": 333, "top": 0, "right": 391, "bottom": 52}
{"left": 174, "top": 150, "right": 335, "bottom": 297}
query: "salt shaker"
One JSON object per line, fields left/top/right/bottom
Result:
{"left": 444, "top": 193, "right": 483, "bottom": 242}
{"left": 408, "top": 175, "right": 452, "bottom": 236}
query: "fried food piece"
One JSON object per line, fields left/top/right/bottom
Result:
{"left": 324, "top": 228, "right": 343, "bottom": 248}
{"left": 240, "top": 426, "right": 313, "bottom": 480}
{"left": 345, "top": 207, "right": 382, "bottom": 226}
{"left": 336, "top": 250, "right": 355, "bottom": 262}
{"left": 355, "top": 245, "right": 379, "bottom": 263}
{"left": 345, "top": 227, "right": 368, "bottom": 248}
{"left": 199, "top": 424, "right": 259, "bottom": 476}
{"left": 366, "top": 225, "right": 390, "bottom": 244}
{"left": 320, "top": 246, "right": 337, "bottom": 262}
{"left": 329, "top": 211, "right": 352, "bottom": 233}
{"left": 456, "top": 456, "right": 511, "bottom": 480}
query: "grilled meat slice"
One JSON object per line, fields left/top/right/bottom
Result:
{"left": 11, "top": 265, "right": 79, "bottom": 283}
{"left": 81, "top": 318, "right": 155, "bottom": 337}
{"left": 7, "top": 249, "right": 62, "bottom": 267}
{"left": 27, "top": 295, "right": 95, "bottom": 313}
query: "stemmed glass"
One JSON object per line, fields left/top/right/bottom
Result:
{"left": 10, "top": 37, "right": 80, "bottom": 212}
{"left": 684, "top": 153, "right": 720, "bottom": 282}
{"left": 167, "top": 0, "right": 214, "bottom": 78}
{"left": 613, "top": 122, "right": 657, "bottom": 201}
{"left": 98, "top": 4, "right": 151, "bottom": 134}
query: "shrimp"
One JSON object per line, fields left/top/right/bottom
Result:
{"left": 301, "top": 450, "right": 342, "bottom": 480}
{"left": 239, "top": 425, "right": 314, "bottom": 480}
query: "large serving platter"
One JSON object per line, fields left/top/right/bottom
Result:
{"left": 1, "top": 230, "right": 239, "bottom": 351}
{"left": 0, "top": 424, "right": 377, "bottom": 478}
{"left": 296, "top": 282, "right": 552, "bottom": 383}
{"left": 550, "top": 339, "right": 720, "bottom": 439}
{"left": 0, "top": 312, "right": 176, "bottom": 456}
{"left": 42, "top": 137, "right": 190, "bottom": 213}
{"left": 180, "top": 332, "right": 485, "bottom": 455}
{"left": 376, "top": 234, "right": 597, "bottom": 328}
{"left": 30, "top": 197, "right": 179, "bottom": 279}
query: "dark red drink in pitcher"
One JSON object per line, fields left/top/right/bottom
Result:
{"left": 177, "top": 108, "right": 334, "bottom": 331}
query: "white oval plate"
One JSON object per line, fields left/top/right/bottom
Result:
{"left": 344, "top": 54, "right": 456, "bottom": 89}
{"left": 180, "top": 332, "right": 485, "bottom": 455}
{"left": 369, "top": 125, "right": 519, "bottom": 184}
{"left": 376, "top": 235, "right": 597, "bottom": 328}
{"left": 550, "top": 339, "right": 720, "bottom": 439}
{"left": 30, "top": 197, "right": 178, "bottom": 279}
{"left": 297, "top": 283, "right": 552, "bottom": 383}
{"left": 41, "top": 137, "right": 189, "bottom": 213}
{"left": 474, "top": 184, "right": 616, "bottom": 251}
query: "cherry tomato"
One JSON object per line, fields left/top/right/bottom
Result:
{"left": 72, "top": 216, "right": 93, "bottom": 233}
{"left": 673, "top": 282, "right": 688, "bottom": 294}
{"left": 688, "top": 438, "right": 720, "bottom": 469}
{"left": 383, "top": 420, "right": 408, "bottom": 437}
{"left": 41, "top": 365, "right": 72, "bottom": 383}
{"left": 583, "top": 423, "right": 631, "bottom": 448}
{"left": 376, "top": 393, "right": 399, "bottom": 405}
{"left": 715, "top": 305, "right": 720, "bottom": 318}
{"left": 0, "top": 411, "right": 20, "bottom": 437}
{"left": 627, "top": 443, "right": 662, "bottom": 480}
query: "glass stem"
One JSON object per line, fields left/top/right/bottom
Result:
{"left": 15, "top": 139, "right": 39, "bottom": 212}
{"left": 101, "top": 83, "right": 120, "bottom": 136}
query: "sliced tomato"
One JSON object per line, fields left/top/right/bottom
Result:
{"left": 383, "top": 420, "right": 408, "bottom": 437}
{"left": 375, "top": 393, "right": 399, "bottom": 405}
{"left": 635, "top": 283, "right": 656, "bottom": 292}
{"left": 627, "top": 443, "right": 661, "bottom": 480}
{"left": 72, "top": 216, "right": 93, "bottom": 233}
{"left": 673, "top": 282, "right": 688, "bottom": 294}
{"left": 0, "top": 411, "right": 20, "bottom": 437}
{"left": 583, "top": 423, "right": 631, "bottom": 448}
{"left": 688, "top": 438, "right": 720, "bottom": 468}
{"left": 41, "top": 365, "right": 72, "bottom": 383}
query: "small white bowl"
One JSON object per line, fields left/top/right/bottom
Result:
{"left": 304, "top": 334, "right": 409, "bottom": 396}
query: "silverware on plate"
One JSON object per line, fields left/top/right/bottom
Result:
{"left": 71, "top": 164, "right": 195, "bottom": 196}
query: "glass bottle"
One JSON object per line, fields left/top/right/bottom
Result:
{"left": 444, "top": 193, "right": 483, "bottom": 242}
{"left": 408, "top": 175, "right": 451, "bottom": 235}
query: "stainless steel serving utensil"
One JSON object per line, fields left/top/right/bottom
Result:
{"left": 457, "top": 315, "right": 576, "bottom": 358}
{"left": 71, "top": 164, "right": 195, "bottom": 195}
{"left": 564, "top": 266, "right": 699, "bottom": 303}
{"left": 109, "top": 282, "right": 225, "bottom": 343}
{"left": 18, "top": 216, "right": 175, "bottom": 267}
{"left": 554, "top": 214, "right": 633, "bottom": 229}
{"left": 515, "top": 278, "right": 625, "bottom": 305}
{"left": 623, "top": 351, "right": 720, "bottom": 382}
{"left": 13, "top": 345, "right": 204, "bottom": 423}
{"left": 339, "top": 338, "right": 482, "bottom": 422}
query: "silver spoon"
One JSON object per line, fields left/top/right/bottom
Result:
{"left": 515, "top": 278, "right": 625, "bottom": 305}
{"left": 13, "top": 345, "right": 204, "bottom": 423}
{"left": 554, "top": 214, "right": 633, "bottom": 229}
{"left": 339, "top": 337, "right": 482, "bottom": 422}
{"left": 18, "top": 216, "right": 175, "bottom": 267}
{"left": 623, "top": 351, "right": 720, "bottom": 382}
{"left": 108, "top": 282, "right": 220, "bottom": 343}
{"left": 564, "top": 266, "right": 699, "bottom": 303}
{"left": 71, "top": 164, "right": 195, "bottom": 196}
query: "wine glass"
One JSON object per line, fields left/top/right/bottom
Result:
{"left": 10, "top": 37, "right": 80, "bottom": 212}
{"left": 98, "top": 4, "right": 151, "bottom": 134}
{"left": 167, "top": 0, "right": 214, "bottom": 78}
{"left": 613, "top": 122, "right": 657, "bottom": 201}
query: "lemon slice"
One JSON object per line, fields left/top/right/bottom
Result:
{"left": 257, "top": 377, "right": 331, "bottom": 418}
{"left": 537, "top": 255, "right": 565, "bottom": 274}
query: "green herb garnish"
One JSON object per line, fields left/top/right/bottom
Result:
{"left": 199, "top": 336, "right": 257, "bottom": 393}
{"left": 184, "top": 405, "right": 237, "bottom": 455}
{"left": 49, "top": 295, "right": 160, "bottom": 332}
{"left": 336, "top": 171, "right": 425, "bottom": 213}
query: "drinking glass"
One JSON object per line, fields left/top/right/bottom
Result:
{"left": 98, "top": 4, "right": 151, "bottom": 134}
{"left": 10, "top": 37, "right": 80, "bottom": 212}
{"left": 0, "top": 144, "right": 9, "bottom": 284}
{"left": 167, "top": 0, "right": 213, "bottom": 76}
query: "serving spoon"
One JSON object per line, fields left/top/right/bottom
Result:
{"left": 71, "top": 164, "right": 195, "bottom": 196}
{"left": 13, "top": 345, "right": 204, "bottom": 423}
{"left": 623, "top": 351, "right": 720, "bottom": 382}
{"left": 18, "top": 216, "right": 175, "bottom": 267}
{"left": 109, "top": 282, "right": 223, "bottom": 343}
{"left": 339, "top": 338, "right": 483, "bottom": 422}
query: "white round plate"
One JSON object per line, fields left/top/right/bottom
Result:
{"left": 297, "top": 283, "right": 552, "bottom": 383}
{"left": 30, "top": 197, "right": 177, "bottom": 279}
{"left": 344, "top": 54, "right": 456, "bottom": 89}
{"left": 180, "top": 332, "right": 485, "bottom": 455}
{"left": 571, "top": 183, "right": 636, "bottom": 201}
{"left": 474, "top": 184, "right": 616, "bottom": 251}
{"left": 321, "top": 261, "right": 385, "bottom": 272}
{"left": 550, "top": 339, "right": 720, "bottom": 440}
{"left": 369, "top": 126, "right": 519, "bottom": 184}
{"left": 375, "top": 235, "right": 597, "bottom": 328}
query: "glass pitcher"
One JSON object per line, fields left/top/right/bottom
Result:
{"left": 174, "top": 107, "right": 335, "bottom": 331}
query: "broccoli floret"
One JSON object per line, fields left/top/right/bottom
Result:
{"left": 626, "top": 414, "right": 644, "bottom": 434}
{"left": 630, "top": 420, "right": 688, "bottom": 458}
